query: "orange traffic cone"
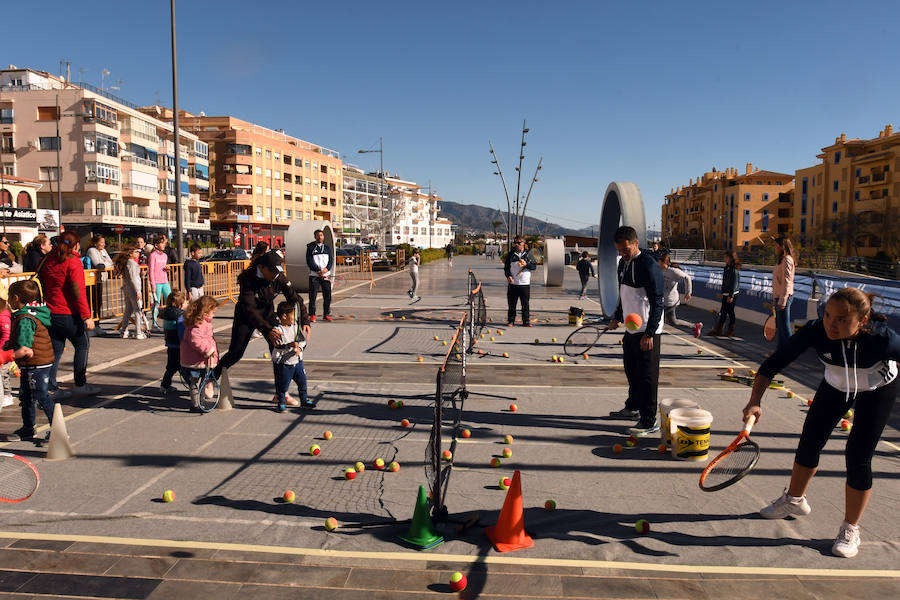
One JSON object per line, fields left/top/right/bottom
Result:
{"left": 485, "top": 470, "right": 533, "bottom": 552}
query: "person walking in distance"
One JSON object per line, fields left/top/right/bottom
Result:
{"left": 183, "top": 244, "right": 205, "bottom": 300}
{"left": 407, "top": 248, "right": 421, "bottom": 301}
{"left": 709, "top": 251, "right": 741, "bottom": 338}
{"left": 445, "top": 241, "right": 455, "bottom": 268}
{"left": 658, "top": 252, "right": 702, "bottom": 338}
{"left": 772, "top": 236, "right": 796, "bottom": 349}
{"left": 504, "top": 236, "right": 537, "bottom": 326}
{"left": 576, "top": 251, "right": 595, "bottom": 300}
{"left": 607, "top": 226, "right": 664, "bottom": 437}
{"left": 743, "top": 288, "right": 899, "bottom": 558}
{"left": 306, "top": 230, "right": 333, "bottom": 322}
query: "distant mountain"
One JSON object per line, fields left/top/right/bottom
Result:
{"left": 438, "top": 201, "right": 589, "bottom": 237}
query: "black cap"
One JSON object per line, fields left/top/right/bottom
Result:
{"left": 258, "top": 250, "right": 284, "bottom": 273}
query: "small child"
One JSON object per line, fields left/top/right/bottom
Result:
{"left": 4, "top": 280, "right": 55, "bottom": 441}
{"left": 115, "top": 245, "right": 147, "bottom": 339}
{"left": 184, "top": 244, "right": 205, "bottom": 300}
{"left": 160, "top": 290, "right": 188, "bottom": 394}
{"left": 271, "top": 301, "right": 310, "bottom": 411}
{"left": 0, "top": 281, "right": 13, "bottom": 407}
{"left": 179, "top": 296, "right": 219, "bottom": 413}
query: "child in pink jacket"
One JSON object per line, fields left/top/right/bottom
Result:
{"left": 180, "top": 296, "right": 219, "bottom": 413}
{"left": 0, "top": 282, "right": 12, "bottom": 407}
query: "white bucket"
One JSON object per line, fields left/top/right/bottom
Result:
{"left": 658, "top": 398, "right": 699, "bottom": 448}
{"left": 669, "top": 407, "right": 713, "bottom": 461}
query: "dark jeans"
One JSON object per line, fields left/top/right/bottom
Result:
{"left": 797, "top": 378, "right": 897, "bottom": 490}
{"left": 49, "top": 313, "right": 90, "bottom": 390}
{"left": 622, "top": 331, "right": 661, "bottom": 424}
{"left": 91, "top": 277, "right": 104, "bottom": 323}
{"left": 162, "top": 347, "right": 180, "bottom": 388}
{"left": 717, "top": 296, "right": 736, "bottom": 326}
{"left": 216, "top": 313, "right": 272, "bottom": 378}
{"left": 309, "top": 277, "right": 332, "bottom": 317}
{"left": 507, "top": 284, "right": 531, "bottom": 324}
{"left": 19, "top": 366, "right": 53, "bottom": 433}
{"left": 274, "top": 361, "right": 308, "bottom": 408}
{"left": 775, "top": 295, "right": 793, "bottom": 349}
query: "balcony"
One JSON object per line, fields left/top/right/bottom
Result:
{"left": 121, "top": 182, "right": 158, "bottom": 201}
{"left": 224, "top": 173, "right": 253, "bottom": 186}
{"left": 121, "top": 155, "right": 160, "bottom": 170}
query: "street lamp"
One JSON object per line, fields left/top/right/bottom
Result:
{"left": 358, "top": 136, "right": 384, "bottom": 248}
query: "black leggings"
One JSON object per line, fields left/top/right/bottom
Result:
{"left": 795, "top": 377, "right": 897, "bottom": 491}
{"left": 216, "top": 314, "right": 273, "bottom": 378}
{"left": 717, "top": 296, "right": 736, "bottom": 326}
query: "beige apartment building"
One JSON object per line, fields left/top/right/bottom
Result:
{"left": 174, "top": 114, "right": 342, "bottom": 249}
{"left": 793, "top": 125, "right": 898, "bottom": 257}
{"left": 0, "top": 67, "right": 210, "bottom": 243}
{"left": 0, "top": 173, "right": 45, "bottom": 242}
{"left": 662, "top": 164, "right": 794, "bottom": 250}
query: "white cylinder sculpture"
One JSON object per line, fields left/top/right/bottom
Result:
{"left": 285, "top": 221, "right": 334, "bottom": 293}
{"left": 542, "top": 238, "right": 565, "bottom": 287}
{"left": 597, "top": 182, "right": 647, "bottom": 318}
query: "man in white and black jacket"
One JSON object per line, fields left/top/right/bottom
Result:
{"left": 306, "top": 230, "right": 334, "bottom": 322}
{"left": 503, "top": 235, "right": 538, "bottom": 326}
{"left": 607, "top": 226, "right": 665, "bottom": 436}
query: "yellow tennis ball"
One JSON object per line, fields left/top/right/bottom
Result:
{"left": 552, "top": 337, "right": 557, "bottom": 343}
{"left": 263, "top": 352, "right": 269, "bottom": 359}
{"left": 354, "top": 461, "right": 366, "bottom": 473}
{"left": 434, "top": 335, "right": 440, "bottom": 341}
{"left": 283, "top": 490, "right": 295, "bottom": 503}
{"left": 323, "top": 430, "right": 333, "bottom": 440}
{"left": 544, "top": 499, "right": 556, "bottom": 511}
{"left": 503, "top": 434, "right": 514, "bottom": 444}
{"left": 490, "top": 457, "right": 502, "bottom": 467}
{"left": 499, "top": 477, "right": 511, "bottom": 490}
{"left": 442, "top": 341, "right": 447, "bottom": 346}
{"left": 325, "top": 517, "right": 339, "bottom": 531}
{"left": 162, "top": 490, "right": 175, "bottom": 503}
{"left": 490, "top": 336, "right": 495, "bottom": 341}
{"left": 635, "top": 519, "right": 650, "bottom": 534}
{"left": 501, "top": 447, "right": 512, "bottom": 458}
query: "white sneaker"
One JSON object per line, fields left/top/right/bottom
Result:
{"left": 121, "top": 330, "right": 133, "bottom": 339}
{"left": 760, "top": 489, "right": 812, "bottom": 519}
{"left": 136, "top": 333, "right": 147, "bottom": 340}
{"left": 1, "top": 395, "right": 14, "bottom": 408}
{"left": 73, "top": 384, "right": 102, "bottom": 396}
{"left": 832, "top": 521, "right": 861, "bottom": 558}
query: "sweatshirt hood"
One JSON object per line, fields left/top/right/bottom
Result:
{"left": 14, "top": 303, "right": 51, "bottom": 327}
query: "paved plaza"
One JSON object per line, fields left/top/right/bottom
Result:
{"left": 0, "top": 256, "right": 897, "bottom": 599}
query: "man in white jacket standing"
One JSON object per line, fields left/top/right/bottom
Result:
{"left": 503, "top": 236, "right": 537, "bottom": 327}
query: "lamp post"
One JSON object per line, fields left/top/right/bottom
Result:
{"left": 170, "top": 0, "right": 184, "bottom": 261}
{"left": 358, "top": 137, "right": 383, "bottom": 248}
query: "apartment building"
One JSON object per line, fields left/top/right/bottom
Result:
{"left": 0, "top": 67, "right": 210, "bottom": 243}
{"left": 172, "top": 114, "right": 342, "bottom": 250}
{"left": 342, "top": 165, "right": 386, "bottom": 246}
{"left": 794, "top": 125, "right": 898, "bottom": 256}
{"left": 384, "top": 174, "right": 452, "bottom": 249}
{"left": 662, "top": 163, "right": 794, "bottom": 250}
{"left": 0, "top": 174, "right": 45, "bottom": 241}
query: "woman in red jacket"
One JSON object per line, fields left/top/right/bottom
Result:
{"left": 38, "top": 231, "right": 99, "bottom": 399}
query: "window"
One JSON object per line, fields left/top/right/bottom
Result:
{"left": 255, "top": 186, "right": 262, "bottom": 194}
{"left": 835, "top": 151, "right": 841, "bottom": 164}
{"left": 1, "top": 133, "right": 12, "bottom": 153}
{"left": 226, "top": 143, "right": 251, "bottom": 155}
{"left": 16, "top": 191, "right": 31, "bottom": 208}
{"left": 274, "top": 153, "right": 280, "bottom": 161}
{"left": 833, "top": 201, "right": 838, "bottom": 213}
{"left": 255, "top": 147, "right": 262, "bottom": 156}
{"left": 285, "top": 210, "right": 291, "bottom": 219}
{"left": 255, "top": 167, "right": 262, "bottom": 175}
{"left": 855, "top": 168, "right": 861, "bottom": 178}
{"left": 801, "top": 177, "right": 808, "bottom": 194}
{"left": 762, "top": 193, "right": 769, "bottom": 202}
{"left": 284, "top": 155, "right": 292, "bottom": 165}
{"left": 37, "top": 106, "right": 58, "bottom": 121}
{"left": 84, "top": 132, "right": 119, "bottom": 157}
{"left": 284, "top": 193, "right": 292, "bottom": 201}
{"left": 265, "top": 169, "right": 272, "bottom": 178}
{"left": 743, "top": 210, "right": 750, "bottom": 232}
{"left": 294, "top": 158, "right": 302, "bottom": 167}
{"left": 2, "top": 165, "right": 15, "bottom": 176}
{"left": 714, "top": 183, "right": 718, "bottom": 192}
{"left": 274, "top": 171, "right": 280, "bottom": 179}
{"left": 0, "top": 108, "right": 12, "bottom": 124}
{"left": 266, "top": 207, "right": 271, "bottom": 218}
{"left": 801, "top": 197, "right": 806, "bottom": 215}
{"left": 833, "top": 180, "right": 839, "bottom": 191}
{"left": 275, "top": 208, "right": 281, "bottom": 218}
{"left": 256, "top": 206, "right": 262, "bottom": 217}
{"left": 762, "top": 209, "right": 769, "bottom": 232}
{"left": 39, "top": 136, "right": 61, "bottom": 151}
{"left": 0, "top": 189, "right": 9, "bottom": 206}
{"left": 82, "top": 100, "right": 117, "bottom": 126}
{"left": 193, "top": 141, "right": 208, "bottom": 159}
{"left": 265, "top": 188, "right": 271, "bottom": 196}
{"left": 854, "top": 191, "right": 859, "bottom": 201}
{"left": 275, "top": 189, "right": 280, "bottom": 198}
{"left": 39, "top": 166, "right": 60, "bottom": 181}
{"left": 294, "top": 175, "right": 302, "bottom": 184}
{"left": 265, "top": 150, "right": 271, "bottom": 159}
{"left": 84, "top": 162, "right": 120, "bottom": 185}
{"left": 283, "top": 173, "right": 291, "bottom": 183}
{"left": 320, "top": 164, "right": 328, "bottom": 174}
{"left": 800, "top": 219, "right": 806, "bottom": 234}
{"left": 744, "top": 193, "right": 751, "bottom": 202}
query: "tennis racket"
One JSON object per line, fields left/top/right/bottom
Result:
{"left": 198, "top": 360, "right": 220, "bottom": 413}
{"left": 0, "top": 452, "right": 40, "bottom": 503}
{"left": 763, "top": 307, "right": 776, "bottom": 341}
{"left": 699, "top": 415, "right": 760, "bottom": 492}
{"left": 564, "top": 325, "right": 609, "bottom": 356}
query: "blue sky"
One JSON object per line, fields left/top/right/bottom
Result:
{"left": 6, "top": 1, "right": 898, "bottom": 233}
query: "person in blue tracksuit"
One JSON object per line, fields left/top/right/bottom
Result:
{"left": 607, "top": 226, "right": 665, "bottom": 437}
{"left": 743, "top": 287, "right": 900, "bottom": 559}
{"left": 306, "top": 230, "right": 334, "bottom": 322}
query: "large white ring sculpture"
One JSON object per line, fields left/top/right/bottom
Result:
{"left": 597, "top": 182, "right": 647, "bottom": 317}
{"left": 285, "top": 220, "right": 335, "bottom": 293}
{"left": 542, "top": 238, "right": 565, "bottom": 287}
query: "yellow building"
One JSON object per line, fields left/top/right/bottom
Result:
{"left": 794, "top": 125, "right": 899, "bottom": 257}
{"left": 662, "top": 164, "right": 794, "bottom": 250}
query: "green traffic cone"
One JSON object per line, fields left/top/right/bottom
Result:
{"left": 399, "top": 485, "right": 444, "bottom": 549}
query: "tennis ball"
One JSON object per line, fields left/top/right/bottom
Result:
{"left": 727, "top": 367, "right": 734, "bottom": 374}
{"left": 807, "top": 398, "right": 813, "bottom": 407}
{"left": 697, "top": 348, "right": 703, "bottom": 355}
{"left": 477, "top": 349, "right": 484, "bottom": 355}
{"left": 434, "top": 335, "right": 440, "bottom": 341}
{"left": 840, "top": 419, "right": 851, "bottom": 431}
{"left": 490, "top": 336, "right": 495, "bottom": 341}
{"left": 503, "top": 434, "right": 514, "bottom": 444}
{"left": 396, "top": 400, "right": 404, "bottom": 409}
{"left": 480, "top": 333, "right": 484, "bottom": 339}
{"left": 323, "top": 430, "right": 333, "bottom": 441}
{"left": 534, "top": 338, "right": 540, "bottom": 343}
{"left": 635, "top": 519, "right": 650, "bottom": 534}
{"left": 401, "top": 418, "right": 411, "bottom": 428}
{"left": 283, "top": 490, "right": 296, "bottom": 503}
{"left": 344, "top": 467, "right": 357, "bottom": 480}
{"left": 162, "top": 490, "right": 175, "bottom": 503}
{"left": 558, "top": 356, "right": 565, "bottom": 363}
{"left": 502, "top": 352, "right": 509, "bottom": 358}
{"left": 263, "top": 352, "right": 269, "bottom": 359}
{"left": 449, "top": 572, "right": 467, "bottom": 592}
{"left": 613, "top": 443, "right": 623, "bottom": 454}
{"left": 501, "top": 447, "right": 512, "bottom": 458}
{"left": 844, "top": 409, "right": 854, "bottom": 419}
{"left": 355, "top": 461, "right": 366, "bottom": 473}
{"left": 544, "top": 499, "right": 557, "bottom": 511}
{"left": 625, "top": 313, "right": 642, "bottom": 331}
{"left": 551, "top": 355, "right": 558, "bottom": 363}
{"left": 552, "top": 337, "right": 557, "bottom": 343}
{"left": 461, "top": 429, "right": 471, "bottom": 438}
{"left": 498, "top": 330, "right": 503, "bottom": 336}
{"left": 442, "top": 450, "right": 453, "bottom": 461}
{"left": 625, "top": 439, "right": 635, "bottom": 447}
{"left": 499, "top": 477, "right": 511, "bottom": 490}
{"left": 627, "top": 435, "right": 638, "bottom": 444}
{"left": 786, "top": 391, "right": 794, "bottom": 398}
{"left": 388, "top": 461, "right": 400, "bottom": 472}
{"left": 442, "top": 341, "right": 447, "bottom": 346}
{"left": 325, "top": 517, "right": 339, "bottom": 531}
{"left": 583, "top": 353, "right": 589, "bottom": 360}
{"left": 658, "top": 443, "right": 668, "bottom": 454}
{"left": 486, "top": 329, "right": 492, "bottom": 334}
{"left": 509, "top": 403, "right": 518, "bottom": 412}
{"left": 387, "top": 399, "right": 396, "bottom": 409}
{"left": 490, "top": 457, "right": 502, "bottom": 468}
{"left": 309, "top": 444, "right": 321, "bottom": 456}
{"left": 401, "top": 316, "right": 406, "bottom": 320}
{"left": 417, "top": 356, "right": 424, "bottom": 362}
{"left": 749, "top": 369, "right": 757, "bottom": 377}
{"left": 373, "top": 458, "right": 385, "bottom": 470}
{"left": 618, "top": 339, "right": 623, "bottom": 345}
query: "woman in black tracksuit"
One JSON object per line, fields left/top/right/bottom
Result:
{"left": 709, "top": 250, "right": 740, "bottom": 337}
{"left": 743, "top": 287, "right": 900, "bottom": 558}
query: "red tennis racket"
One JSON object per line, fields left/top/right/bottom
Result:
{"left": 0, "top": 452, "right": 40, "bottom": 503}
{"left": 699, "top": 416, "right": 760, "bottom": 492}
